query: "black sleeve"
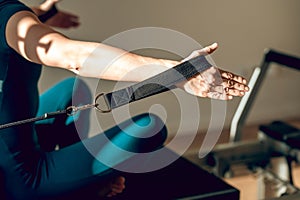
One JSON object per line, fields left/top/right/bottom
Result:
{"left": 0, "top": 0, "right": 33, "bottom": 50}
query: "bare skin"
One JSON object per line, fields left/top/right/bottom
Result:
{"left": 179, "top": 42, "right": 248, "bottom": 100}
{"left": 6, "top": 11, "right": 248, "bottom": 99}
{"left": 97, "top": 176, "right": 126, "bottom": 198}
{"left": 5, "top": 0, "right": 249, "bottom": 197}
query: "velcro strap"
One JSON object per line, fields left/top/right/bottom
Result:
{"left": 103, "top": 55, "right": 213, "bottom": 110}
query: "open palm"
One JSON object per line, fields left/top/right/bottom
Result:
{"left": 180, "top": 43, "right": 249, "bottom": 100}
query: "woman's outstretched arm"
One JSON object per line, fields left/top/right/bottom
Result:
{"left": 6, "top": 9, "right": 248, "bottom": 100}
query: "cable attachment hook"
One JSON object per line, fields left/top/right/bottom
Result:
{"left": 65, "top": 93, "right": 111, "bottom": 116}
{"left": 66, "top": 103, "right": 98, "bottom": 116}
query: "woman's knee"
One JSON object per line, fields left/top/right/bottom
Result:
{"left": 131, "top": 113, "right": 167, "bottom": 139}
{"left": 105, "top": 113, "right": 168, "bottom": 153}
{"left": 138, "top": 113, "right": 168, "bottom": 151}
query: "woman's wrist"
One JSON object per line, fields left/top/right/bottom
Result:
{"left": 39, "top": 0, "right": 58, "bottom": 11}
{"left": 38, "top": 1, "right": 58, "bottom": 22}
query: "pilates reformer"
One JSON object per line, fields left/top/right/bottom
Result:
{"left": 202, "top": 49, "right": 300, "bottom": 199}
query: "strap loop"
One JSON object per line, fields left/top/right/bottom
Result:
{"left": 94, "top": 93, "right": 112, "bottom": 113}
{"left": 102, "top": 55, "right": 212, "bottom": 110}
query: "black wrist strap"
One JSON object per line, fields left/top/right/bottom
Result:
{"left": 38, "top": 4, "right": 58, "bottom": 22}
{"left": 97, "top": 55, "right": 213, "bottom": 111}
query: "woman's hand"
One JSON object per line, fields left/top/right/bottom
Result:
{"left": 43, "top": 8, "right": 80, "bottom": 29}
{"left": 179, "top": 43, "right": 249, "bottom": 100}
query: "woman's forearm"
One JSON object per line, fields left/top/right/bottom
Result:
{"left": 71, "top": 41, "right": 179, "bottom": 82}
{"left": 28, "top": 22, "right": 179, "bottom": 82}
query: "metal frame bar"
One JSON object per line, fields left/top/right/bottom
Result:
{"left": 230, "top": 49, "right": 300, "bottom": 142}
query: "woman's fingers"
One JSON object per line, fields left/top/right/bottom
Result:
{"left": 202, "top": 42, "right": 218, "bottom": 55}
{"left": 220, "top": 70, "right": 249, "bottom": 98}
{"left": 187, "top": 68, "right": 249, "bottom": 100}
{"left": 223, "top": 79, "right": 247, "bottom": 92}
{"left": 182, "top": 42, "right": 218, "bottom": 62}
{"left": 179, "top": 45, "right": 250, "bottom": 100}
{"left": 106, "top": 176, "right": 126, "bottom": 197}
{"left": 220, "top": 69, "right": 247, "bottom": 85}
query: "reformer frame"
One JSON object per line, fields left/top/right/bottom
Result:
{"left": 203, "top": 48, "right": 300, "bottom": 179}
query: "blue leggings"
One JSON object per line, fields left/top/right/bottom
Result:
{"left": 35, "top": 77, "right": 92, "bottom": 151}
{"left": 0, "top": 77, "right": 167, "bottom": 200}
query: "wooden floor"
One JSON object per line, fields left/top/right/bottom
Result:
{"left": 168, "top": 118, "right": 300, "bottom": 200}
